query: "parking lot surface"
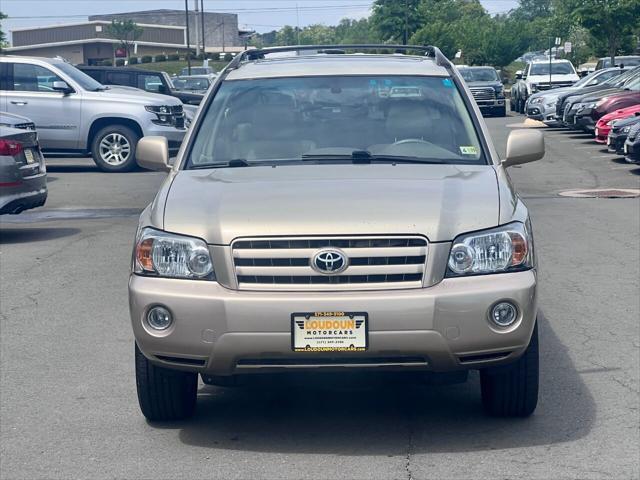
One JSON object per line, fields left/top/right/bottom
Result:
{"left": 1, "top": 112, "right": 639, "bottom": 479}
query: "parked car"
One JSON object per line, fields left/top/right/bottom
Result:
{"left": 594, "top": 105, "right": 640, "bottom": 143}
{"left": 595, "top": 56, "right": 640, "bottom": 70}
{"left": 172, "top": 75, "right": 212, "bottom": 94}
{"left": 179, "top": 66, "right": 217, "bottom": 78}
{"left": 525, "top": 67, "right": 627, "bottom": 125}
{"left": 573, "top": 75, "right": 640, "bottom": 132}
{"left": 559, "top": 67, "right": 640, "bottom": 127}
{"left": 511, "top": 59, "right": 579, "bottom": 113}
{"left": 77, "top": 66, "right": 204, "bottom": 106}
{"left": 0, "top": 56, "right": 187, "bottom": 172}
{"left": 130, "top": 44, "right": 545, "bottom": 422}
{"left": 0, "top": 112, "right": 47, "bottom": 214}
{"left": 623, "top": 121, "right": 640, "bottom": 162}
{"left": 457, "top": 66, "right": 506, "bottom": 116}
{"left": 607, "top": 115, "right": 640, "bottom": 155}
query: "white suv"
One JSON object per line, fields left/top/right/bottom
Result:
{"left": 512, "top": 59, "right": 579, "bottom": 113}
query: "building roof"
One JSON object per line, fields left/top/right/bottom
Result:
{"left": 226, "top": 54, "right": 449, "bottom": 80}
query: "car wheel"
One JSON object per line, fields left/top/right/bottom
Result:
{"left": 91, "top": 125, "right": 139, "bottom": 172}
{"left": 135, "top": 343, "right": 198, "bottom": 421}
{"left": 480, "top": 321, "right": 539, "bottom": 417}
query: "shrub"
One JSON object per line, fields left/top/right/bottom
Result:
{"left": 154, "top": 54, "right": 167, "bottom": 62}
{"left": 168, "top": 53, "right": 180, "bottom": 61}
{"left": 128, "top": 57, "right": 138, "bottom": 65}
{"left": 141, "top": 55, "right": 152, "bottom": 64}
{"left": 101, "top": 59, "right": 113, "bottom": 66}
{"left": 209, "top": 52, "right": 220, "bottom": 61}
{"left": 115, "top": 58, "right": 125, "bottom": 66}
{"left": 223, "top": 52, "right": 233, "bottom": 62}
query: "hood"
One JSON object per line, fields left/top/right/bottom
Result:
{"left": 601, "top": 105, "right": 640, "bottom": 124}
{"left": 162, "top": 164, "right": 500, "bottom": 244}
{"left": 83, "top": 86, "right": 182, "bottom": 106}
{"left": 466, "top": 81, "right": 502, "bottom": 89}
{"left": 578, "top": 87, "right": 624, "bottom": 103}
{"left": 528, "top": 73, "right": 579, "bottom": 82}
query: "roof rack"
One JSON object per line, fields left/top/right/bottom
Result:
{"left": 225, "top": 44, "right": 452, "bottom": 71}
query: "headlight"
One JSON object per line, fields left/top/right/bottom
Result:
{"left": 587, "top": 102, "right": 597, "bottom": 109}
{"left": 530, "top": 97, "right": 543, "bottom": 105}
{"left": 145, "top": 105, "right": 174, "bottom": 125}
{"left": 134, "top": 227, "right": 214, "bottom": 280}
{"left": 446, "top": 222, "right": 534, "bottom": 277}
{"left": 623, "top": 126, "right": 631, "bottom": 133}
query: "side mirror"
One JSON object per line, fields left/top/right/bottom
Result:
{"left": 52, "top": 81, "right": 73, "bottom": 94}
{"left": 503, "top": 129, "right": 545, "bottom": 168}
{"left": 588, "top": 79, "right": 599, "bottom": 86}
{"left": 136, "top": 136, "right": 171, "bottom": 172}
{"left": 515, "top": 70, "right": 523, "bottom": 80}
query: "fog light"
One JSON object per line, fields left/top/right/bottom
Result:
{"left": 147, "top": 306, "right": 172, "bottom": 330}
{"left": 490, "top": 302, "right": 518, "bottom": 327}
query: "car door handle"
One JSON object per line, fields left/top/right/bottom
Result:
{"left": 10, "top": 101, "right": 28, "bottom": 105}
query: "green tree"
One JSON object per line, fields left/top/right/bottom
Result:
{"left": 0, "top": 11, "right": 8, "bottom": 51}
{"left": 562, "top": 0, "right": 640, "bottom": 65}
{"left": 371, "top": 0, "right": 422, "bottom": 44}
{"left": 105, "top": 19, "right": 143, "bottom": 59}
{"left": 276, "top": 25, "right": 298, "bottom": 45}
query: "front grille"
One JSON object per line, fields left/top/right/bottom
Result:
{"left": 470, "top": 87, "right": 495, "bottom": 102}
{"left": 537, "top": 81, "right": 574, "bottom": 91}
{"left": 232, "top": 236, "right": 428, "bottom": 291}
{"left": 236, "top": 356, "right": 429, "bottom": 367}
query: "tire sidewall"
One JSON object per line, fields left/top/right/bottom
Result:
{"left": 91, "top": 125, "right": 139, "bottom": 172}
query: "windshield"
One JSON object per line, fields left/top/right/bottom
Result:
{"left": 54, "top": 62, "right": 104, "bottom": 91}
{"left": 459, "top": 68, "right": 499, "bottom": 82}
{"left": 601, "top": 57, "right": 640, "bottom": 68}
{"left": 181, "top": 67, "right": 212, "bottom": 76}
{"left": 530, "top": 62, "right": 576, "bottom": 75}
{"left": 186, "top": 75, "right": 486, "bottom": 168}
{"left": 174, "top": 77, "right": 210, "bottom": 90}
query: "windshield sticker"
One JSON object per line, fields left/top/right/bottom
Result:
{"left": 459, "top": 146, "right": 478, "bottom": 155}
{"left": 442, "top": 78, "right": 453, "bottom": 88}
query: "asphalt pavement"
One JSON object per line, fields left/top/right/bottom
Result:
{"left": 1, "top": 111, "right": 639, "bottom": 479}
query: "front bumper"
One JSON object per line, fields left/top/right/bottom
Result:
{"left": 130, "top": 270, "right": 538, "bottom": 375}
{"left": 575, "top": 113, "right": 596, "bottom": 132}
{"left": 526, "top": 103, "right": 559, "bottom": 124}
{"left": 624, "top": 140, "right": 640, "bottom": 162}
{"left": 607, "top": 131, "right": 627, "bottom": 154}
{"left": 595, "top": 125, "right": 611, "bottom": 144}
{"left": 476, "top": 98, "right": 505, "bottom": 110}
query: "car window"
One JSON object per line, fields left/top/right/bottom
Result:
{"left": 11, "top": 63, "right": 63, "bottom": 92}
{"left": 55, "top": 62, "right": 104, "bottom": 91}
{"left": 530, "top": 62, "right": 576, "bottom": 75}
{"left": 105, "top": 72, "right": 133, "bottom": 86}
{"left": 459, "top": 68, "right": 499, "bottom": 82}
{"left": 187, "top": 75, "right": 486, "bottom": 168}
{"left": 138, "top": 74, "right": 164, "bottom": 92}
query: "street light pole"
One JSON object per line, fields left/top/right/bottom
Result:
{"left": 184, "top": 0, "right": 191, "bottom": 75}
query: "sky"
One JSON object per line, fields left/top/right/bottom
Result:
{"left": 1, "top": 0, "right": 520, "bottom": 43}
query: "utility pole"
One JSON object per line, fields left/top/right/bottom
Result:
{"left": 548, "top": 36, "right": 552, "bottom": 86}
{"left": 296, "top": 3, "right": 300, "bottom": 45}
{"left": 200, "top": 0, "right": 206, "bottom": 54}
{"left": 194, "top": 0, "right": 200, "bottom": 57}
{"left": 184, "top": 0, "right": 191, "bottom": 75}
{"left": 403, "top": 0, "right": 408, "bottom": 45}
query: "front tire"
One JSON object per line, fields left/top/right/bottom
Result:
{"left": 480, "top": 322, "right": 539, "bottom": 417}
{"left": 135, "top": 343, "right": 198, "bottom": 421}
{"left": 91, "top": 125, "right": 139, "bottom": 172}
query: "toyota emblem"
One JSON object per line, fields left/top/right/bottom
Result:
{"left": 312, "top": 249, "right": 348, "bottom": 274}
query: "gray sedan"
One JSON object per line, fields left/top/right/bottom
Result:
{"left": 0, "top": 112, "right": 47, "bottom": 214}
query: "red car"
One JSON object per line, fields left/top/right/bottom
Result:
{"left": 595, "top": 104, "right": 640, "bottom": 143}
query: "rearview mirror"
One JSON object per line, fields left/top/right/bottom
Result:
{"left": 503, "top": 129, "right": 545, "bottom": 168}
{"left": 52, "top": 81, "right": 72, "bottom": 94}
{"left": 136, "top": 136, "right": 171, "bottom": 172}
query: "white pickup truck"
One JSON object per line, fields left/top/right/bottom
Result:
{"left": 511, "top": 59, "right": 579, "bottom": 113}
{"left": 0, "top": 56, "right": 188, "bottom": 172}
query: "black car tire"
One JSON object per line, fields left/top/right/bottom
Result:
{"left": 480, "top": 321, "right": 539, "bottom": 417}
{"left": 91, "top": 125, "right": 139, "bottom": 173}
{"left": 135, "top": 343, "right": 198, "bottom": 421}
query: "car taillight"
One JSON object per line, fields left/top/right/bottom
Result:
{"left": 0, "top": 139, "right": 24, "bottom": 157}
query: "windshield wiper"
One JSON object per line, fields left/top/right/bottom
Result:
{"left": 301, "top": 150, "right": 446, "bottom": 164}
{"left": 191, "top": 158, "right": 251, "bottom": 169}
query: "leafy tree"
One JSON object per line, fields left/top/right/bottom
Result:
{"left": 0, "top": 11, "right": 8, "bottom": 51}
{"left": 371, "top": 0, "right": 422, "bottom": 44}
{"left": 105, "top": 19, "right": 143, "bottom": 59}
{"left": 561, "top": 0, "right": 640, "bottom": 65}
{"left": 276, "top": 25, "right": 298, "bottom": 45}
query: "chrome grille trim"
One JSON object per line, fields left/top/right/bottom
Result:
{"left": 231, "top": 236, "right": 428, "bottom": 291}
{"left": 469, "top": 87, "right": 495, "bottom": 102}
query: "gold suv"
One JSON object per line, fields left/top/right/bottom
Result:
{"left": 130, "top": 45, "right": 545, "bottom": 421}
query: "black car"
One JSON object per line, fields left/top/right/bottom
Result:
{"left": 608, "top": 115, "right": 640, "bottom": 155}
{"left": 457, "top": 66, "right": 506, "bottom": 116}
{"left": 77, "top": 66, "right": 204, "bottom": 105}
{"left": 624, "top": 122, "right": 640, "bottom": 163}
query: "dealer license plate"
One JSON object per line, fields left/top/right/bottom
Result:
{"left": 24, "top": 148, "right": 36, "bottom": 164}
{"left": 291, "top": 312, "right": 368, "bottom": 352}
